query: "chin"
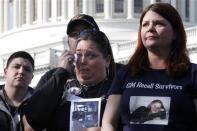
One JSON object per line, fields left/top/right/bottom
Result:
{"left": 79, "top": 79, "right": 92, "bottom": 85}
{"left": 79, "top": 75, "right": 91, "bottom": 80}
{"left": 15, "top": 85, "right": 26, "bottom": 88}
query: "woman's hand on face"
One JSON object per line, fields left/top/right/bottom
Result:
{"left": 57, "top": 50, "right": 75, "bottom": 71}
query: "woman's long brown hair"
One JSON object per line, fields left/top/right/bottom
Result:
{"left": 126, "top": 3, "right": 190, "bottom": 77}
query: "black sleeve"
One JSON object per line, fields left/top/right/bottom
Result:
{"left": 23, "top": 68, "right": 70, "bottom": 130}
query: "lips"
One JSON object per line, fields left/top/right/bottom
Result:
{"left": 15, "top": 76, "right": 24, "bottom": 81}
{"left": 146, "top": 35, "right": 158, "bottom": 39}
{"left": 79, "top": 68, "right": 89, "bottom": 73}
{"left": 78, "top": 68, "right": 91, "bottom": 78}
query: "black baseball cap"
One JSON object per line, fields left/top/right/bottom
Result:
{"left": 67, "top": 14, "right": 99, "bottom": 35}
{"left": 6, "top": 51, "right": 34, "bottom": 70}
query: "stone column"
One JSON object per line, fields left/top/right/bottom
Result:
{"left": 61, "top": 0, "right": 68, "bottom": 21}
{"left": 127, "top": 0, "right": 134, "bottom": 19}
{"left": 18, "top": 0, "right": 25, "bottom": 26}
{"left": 104, "top": 0, "right": 112, "bottom": 19}
{"left": 37, "top": 0, "right": 43, "bottom": 23}
{"left": 189, "top": 0, "right": 195, "bottom": 23}
{"left": 43, "top": 0, "right": 49, "bottom": 22}
{"left": 26, "top": 0, "right": 33, "bottom": 25}
{"left": 171, "top": 0, "right": 177, "bottom": 8}
{"left": 67, "top": 0, "right": 75, "bottom": 20}
{"left": 51, "top": 0, "right": 58, "bottom": 22}
{"left": 88, "top": 0, "right": 93, "bottom": 16}
{"left": 82, "top": 0, "right": 88, "bottom": 14}
{"left": 13, "top": 0, "right": 19, "bottom": 28}
{"left": 181, "top": 0, "right": 186, "bottom": 21}
{"left": 0, "top": 0, "right": 4, "bottom": 33}
{"left": 4, "top": 0, "right": 9, "bottom": 31}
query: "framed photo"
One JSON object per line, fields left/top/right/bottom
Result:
{"left": 70, "top": 98, "right": 102, "bottom": 131}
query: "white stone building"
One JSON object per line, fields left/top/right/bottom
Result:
{"left": 0, "top": 0, "right": 197, "bottom": 87}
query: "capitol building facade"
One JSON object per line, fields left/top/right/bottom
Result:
{"left": 0, "top": 0, "right": 197, "bottom": 87}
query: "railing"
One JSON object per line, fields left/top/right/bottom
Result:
{"left": 0, "top": 49, "right": 62, "bottom": 75}
{"left": 118, "top": 40, "right": 136, "bottom": 51}
{"left": 185, "top": 26, "right": 197, "bottom": 37}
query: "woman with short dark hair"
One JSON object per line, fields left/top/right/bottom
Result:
{"left": 23, "top": 29, "right": 116, "bottom": 131}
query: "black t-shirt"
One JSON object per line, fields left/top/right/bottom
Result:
{"left": 48, "top": 80, "right": 111, "bottom": 131}
{"left": 109, "top": 64, "right": 197, "bottom": 131}
{"left": 0, "top": 110, "right": 10, "bottom": 131}
{"left": 24, "top": 68, "right": 112, "bottom": 131}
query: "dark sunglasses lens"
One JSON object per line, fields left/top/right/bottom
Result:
{"left": 69, "top": 32, "right": 79, "bottom": 37}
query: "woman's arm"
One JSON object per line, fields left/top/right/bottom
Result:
{"left": 101, "top": 95, "right": 121, "bottom": 131}
{"left": 194, "top": 99, "right": 197, "bottom": 118}
{"left": 83, "top": 127, "right": 101, "bottom": 131}
{"left": 22, "top": 115, "right": 34, "bottom": 131}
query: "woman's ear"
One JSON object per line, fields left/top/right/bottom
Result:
{"left": 105, "top": 55, "right": 111, "bottom": 68}
{"left": 3, "top": 68, "right": 8, "bottom": 79}
{"left": 31, "top": 74, "right": 34, "bottom": 81}
{"left": 172, "top": 31, "right": 177, "bottom": 40}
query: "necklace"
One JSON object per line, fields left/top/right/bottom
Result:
{"left": 65, "top": 79, "right": 107, "bottom": 98}
{"left": 66, "top": 79, "right": 82, "bottom": 96}
{"left": 81, "top": 82, "right": 104, "bottom": 98}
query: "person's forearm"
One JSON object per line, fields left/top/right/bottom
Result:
{"left": 83, "top": 127, "right": 101, "bottom": 131}
{"left": 101, "top": 124, "right": 116, "bottom": 131}
{"left": 101, "top": 95, "right": 121, "bottom": 131}
{"left": 194, "top": 99, "right": 197, "bottom": 118}
{"left": 22, "top": 115, "right": 35, "bottom": 131}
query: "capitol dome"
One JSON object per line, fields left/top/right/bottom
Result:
{"left": 0, "top": 0, "right": 197, "bottom": 86}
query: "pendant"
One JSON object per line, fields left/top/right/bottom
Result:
{"left": 67, "top": 86, "right": 82, "bottom": 95}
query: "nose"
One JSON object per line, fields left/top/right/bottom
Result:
{"left": 18, "top": 67, "right": 25, "bottom": 74}
{"left": 76, "top": 55, "right": 87, "bottom": 64}
{"left": 147, "top": 23, "right": 155, "bottom": 32}
{"left": 80, "top": 55, "right": 86, "bottom": 63}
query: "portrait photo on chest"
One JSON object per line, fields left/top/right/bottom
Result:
{"left": 129, "top": 96, "right": 170, "bottom": 125}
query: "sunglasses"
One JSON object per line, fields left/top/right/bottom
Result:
{"left": 68, "top": 28, "right": 98, "bottom": 38}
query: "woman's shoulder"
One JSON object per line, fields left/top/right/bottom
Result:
{"left": 115, "top": 65, "right": 128, "bottom": 75}
{"left": 115, "top": 65, "right": 130, "bottom": 81}
{"left": 118, "top": 65, "right": 127, "bottom": 71}
{"left": 188, "top": 63, "right": 197, "bottom": 74}
{"left": 41, "top": 68, "right": 58, "bottom": 78}
{"left": 41, "top": 67, "right": 70, "bottom": 80}
{"left": 100, "top": 79, "right": 113, "bottom": 95}
{"left": 190, "top": 63, "right": 197, "bottom": 69}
